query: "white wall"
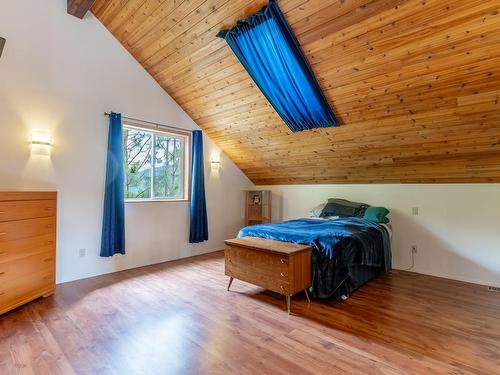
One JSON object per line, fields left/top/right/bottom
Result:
{"left": 257, "top": 184, "right": 500, "bottom": 287}
{"left": 0, "top": 0, "right": 253, "bottom": 283}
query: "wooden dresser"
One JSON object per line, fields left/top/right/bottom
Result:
{"left": 225, "top": 236, "right": 312, "bottom": 314}
{"left": 0, "top": 192, "right": 57, "bottom": 315}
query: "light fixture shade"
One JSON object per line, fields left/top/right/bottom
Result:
{"left": 30, "top": 131, "right": 53, "bottom": 156}
{"left": 31, "top": 131, "right": 53, "bottom": 146}
{"left": 211, "top": 158, "right": 221, "bottom": 171}
{"left": 0, "top": 37, "right": 5, "bottom": 58}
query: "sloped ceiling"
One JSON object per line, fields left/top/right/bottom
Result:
{"left": 91, "top": 0, "right": 500, "bottom": 184}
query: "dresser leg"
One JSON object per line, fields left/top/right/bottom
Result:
{"left": 227, "top": 277, "right": 234, "bottom": 291}
{"left": 286, "top": 295, "right": 291, "bottom": 315}
{"left": 304, "top": 288, "right": 311, "bottom": 304}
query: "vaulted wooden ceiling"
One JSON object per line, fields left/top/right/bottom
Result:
{"left": 91, "top": 0, "right": 500, "bottom": 184}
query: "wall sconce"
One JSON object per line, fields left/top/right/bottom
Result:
{"left": 30, "top": 131, "right": 53, "bottom": 156}
{"left": 211, "top": 157, "right": 221, "bottom": 171}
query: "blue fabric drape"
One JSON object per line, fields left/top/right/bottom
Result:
{"left": 189, "top": 130, "right": 208, "bottom": 243}
{"left": 100, "top": 112, "right": 125, "bottom": 257}
{"left": 217, "top": 0, "right": 337, "bottom": 132}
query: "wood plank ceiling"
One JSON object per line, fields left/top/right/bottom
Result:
{"left": 91, "top": 0, "right": 500, "bottom": 184}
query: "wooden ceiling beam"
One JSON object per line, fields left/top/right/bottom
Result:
{"left": 0, "top": 37, "right": 5, "bottom": 58}
{"left": 67, "top": 0, "right": 96, "bottom": 19}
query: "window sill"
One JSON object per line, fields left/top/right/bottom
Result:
{"left": 125, "top": 199, "right": 189, "bottom": 203}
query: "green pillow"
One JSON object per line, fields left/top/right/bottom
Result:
{"left": 364, "top": 207, "right": 390, "bottom": 223}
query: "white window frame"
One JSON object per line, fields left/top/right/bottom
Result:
{"left": 123, "top": 121, "right": 191, "bottom": 203}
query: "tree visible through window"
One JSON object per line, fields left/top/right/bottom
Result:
{"left": 154, "top": 135, "right": 182, "bottom": 198}
{"left": 123, "top": 125, "right": 187, "bottom": 200}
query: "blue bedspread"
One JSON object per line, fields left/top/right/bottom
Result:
{"left": 238, "top": 217, "right": 391, "bottom": 298}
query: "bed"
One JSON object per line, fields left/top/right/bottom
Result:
{"left": 238, "top": 216, "right": 392, "bottom": 299}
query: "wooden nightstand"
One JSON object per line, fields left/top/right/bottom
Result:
{"left": 224, "top": 236, "right": 312, "bottom": 314}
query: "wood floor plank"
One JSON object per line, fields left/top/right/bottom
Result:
{"left": 0, "top": 251, "right": 498, "bottom": 374}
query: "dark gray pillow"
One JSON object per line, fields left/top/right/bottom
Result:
{"left": 320, "top": 199, "right": 370, "bottom": 218}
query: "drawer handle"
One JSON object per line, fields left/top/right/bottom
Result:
{"left": 280, "top": 258, "right": 285, "bottom": 264}
{"left": 0, "top": 211, "right": 4, "bottom": 214}
{"left": 0, "top": 233, "right": 6, "bottom": 236}
{"left": 46, "top": 224, "right": 53, "bottom": 228}
{"left": 0, "top": 292, "right": 5, "bottom": 296}
{"left": 0, "top": 251, "right": 5, "bottom": 255}
{"left": 0, "top": 272, "right": 5, "bottom": 276}
{"left": 43, "top": 258, "right": 53, "bottom": 262}
{"left": 280, "top": 285, "right": 285, "bottom": 290}
{"left": 45, "top": 207, "right": 53, "bottom": 211}
{"left": 280, "top": 272, "right": 286, "bottom": 277}
{"left": 46, "top": 241, "right": 54, "bottom": 245}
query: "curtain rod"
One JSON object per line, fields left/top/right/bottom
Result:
{"left": 104, "top": 112, "right": 192, "bottom": 134}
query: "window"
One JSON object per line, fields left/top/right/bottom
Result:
{"left": 123, "top": 123, "right": 190, "bottom": 201}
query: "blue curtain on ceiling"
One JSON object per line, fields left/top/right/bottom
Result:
{"left": 217, "top": 0, "right": 337, "bottom": 132}
{"left": 189, "top": 130, "right": 208, "bottom": 243}
{"left": 100, "top": 112, "right": 125, "bottom": 257}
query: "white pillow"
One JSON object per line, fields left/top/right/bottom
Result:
{"left": 309, "top": 203, "right": 326, "bottom": 217}
{"left": 323, "top": 215, "right": 340, "bottom": 220}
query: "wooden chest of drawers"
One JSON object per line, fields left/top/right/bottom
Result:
{"left": 0, "top": 192, "right": 57, "bottom": 315}
{"left": 224, "top": 236, "right": 312, "bottom": 314}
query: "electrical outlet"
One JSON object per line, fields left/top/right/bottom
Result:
{"left": 411, "top": 245, "right": 418, "bottom": 254}
{"left": 79, "top": 248, "right": 86, "bottom": 258}
{"left": 412, "top": 207, "right": 419, "bottom": 216}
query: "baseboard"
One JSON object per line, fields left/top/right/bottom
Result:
{"left": 56, "top": 247, "right": 224, "bottom": 285}
{"left": 392, "top": 266, "right": 500, "bottom": 288}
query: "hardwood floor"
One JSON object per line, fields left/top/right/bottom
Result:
{"left": 0, "top": 251, "right": 499, "bottom": 375}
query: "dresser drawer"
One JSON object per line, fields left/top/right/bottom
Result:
{"left": 225, "top": 246, "right": 292, "bottom": 294}
{"left": 226, "top": 261, "right": 290, "bottom": 294}
{"left": 0, "top": 200, "right": 56, "bottom": 222}
{"left": 0, "top": 250, "right": 55, "bottom": 282}
{"left": 0, "top": 269, "right": 54, "bottom": 310}
{"left": 0, "top": 233, "right": 55, "bottom": 264}
{"left": 0, "top": 217, "right": 56, "bottom": 242}
{"left": 226, "top": 246, "right": 289, "bottom": 277}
